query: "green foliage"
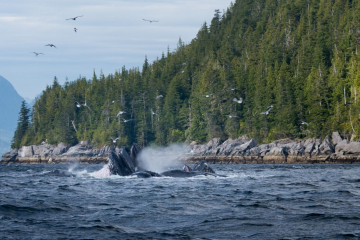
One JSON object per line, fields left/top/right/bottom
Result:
{"left": 13, "top": 0, "right": 360, "bottom": 147}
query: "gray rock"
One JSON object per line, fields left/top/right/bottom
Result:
{"left": 98, "top": 145, "right": 114, "bottom": 157}
{"left": 286, "top": 142, "right": 305, "bottom": 156}
{"left": 332, "top": 132, "right": 343, "bottom": 146}
{"left": 319, "top": 136, "right": 335, "bottom": 155}
{"left": 18, "top": 146, "right": 34, "bottom": 158}
{"left": 52, "top": 143, "right": 70, "bottom": 156}
{"left": 1, "top": 149, "right": 18, "bottom": 160}
{"left": 216, "top": 137, "right": 249, "bottom": 156}
{"left": 230, "top": 139, "right": 257, "bottom": 156}
{"left": 335, "top": 139, "right": 360, "bottom": 155}
{"left": 267, "top": 146, "right": 287, "bottom": 156}
{"left": 303, "top": 138, "right": 315, "bottom": 157}
{"left": 34, "top": 144, "right": 54, "bottom": 158}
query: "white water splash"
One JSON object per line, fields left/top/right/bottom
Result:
{"left": 90, "top": 164, "right": 111, "bottom": 178}
{"left": 137, "top": 144, "right": 190, "bottom": 173}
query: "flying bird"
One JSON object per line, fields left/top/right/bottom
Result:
{"left": 120, "top": 118, "right": 133, "bottom": 123}
{"left": 151, "top": 109, "right": 158, "bottom": 115}
{"left": 81, "top": 100, "right": 91, "bottom": 111}
{"left": 156, "top": 95, "right": 163, "bottom": 99}
{"left": 225, "top": 115, "right": 238, "bottom": 118}
{"left": 110, "top": 137, "right": 120, "bottom": 143}
{"left": 233, "top": 98, "right": 243, "bottom": 104}
{"left": 67, "top": 16, "right": 83, "bottom": 20}
{"left": 143, "top": 19, "right": 159, "bottom": 23}
{"left": 75, "top": 101, "right": 81, "bottom": 108}
{"left": 45, "top": 44, "right": 56, "bottom": 48}
{"left": 230, "top": 88, "right": 238, "bottom": 91}
{"left": 74, "top": 28, "right": 78, "bottom": 32}
{"left": 200, "top": 94, "right": 213, "bottom": 98}
{"left": 301, "top": 121, "right": 309, "bottom": 126}
{"left": 116, "top": 111, "right": 126, "bottom": 117}
{"left": 31, "top": 52, "right": 44, "bottom": 56}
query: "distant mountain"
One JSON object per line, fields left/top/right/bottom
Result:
{"left": 0, "top": 75, "right": 24, "bottom": 156}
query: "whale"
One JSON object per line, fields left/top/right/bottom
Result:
{"left": 107, "top": 144, "right": 226, "bottom": 178}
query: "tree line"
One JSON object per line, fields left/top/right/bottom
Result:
{"left": 12, "top": 0, "right": 360, "bottom": 149}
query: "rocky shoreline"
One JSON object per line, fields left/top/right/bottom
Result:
{"left": 2, "top": 132, "right": 360, "bottom": 164}
{"left": 0, "top": 141, "right": 112, "bottom": 164}
{"left": 184, "top": 132, "right": 360, "bottom": 164}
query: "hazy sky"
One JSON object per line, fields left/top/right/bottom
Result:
{"left": 0, "top": 0, "right": 233, "bottom": 99}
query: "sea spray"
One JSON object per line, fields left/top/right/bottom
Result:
{"left": 137, "top": 144, "right": 190, "bottom": 173}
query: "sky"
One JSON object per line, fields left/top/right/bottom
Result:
{"left": 0, "top": 0, "right": 233, "bottom": 99}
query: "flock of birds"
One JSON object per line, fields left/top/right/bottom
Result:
{"left": 31, "top": 16, "right": 159, "bottom": 57}
{"left": 199, "top": 88, "right": 310, "bottom": 127}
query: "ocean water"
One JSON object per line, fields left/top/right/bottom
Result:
{"left": 1, "top": 164, "right": 360, "bottom": 240}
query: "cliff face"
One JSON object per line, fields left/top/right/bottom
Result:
{"left": 184, "top": 132, "right": 360, "bottom": 164}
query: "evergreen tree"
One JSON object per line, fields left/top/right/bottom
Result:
{"left": 11, "top": 101, "right": 31, "bottom": 149}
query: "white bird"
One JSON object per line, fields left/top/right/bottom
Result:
{"left": 31, "top": 52, "right": 44, "bottom": 56}
{"left": 110, "top": 137, "right": 120, "bottom": 143}
{"left": 121, "top": 118, "right": 133, "bottom": 123}
{"left": 156, "top": 95, "right": 163, "bottom": 99}
{"left": 45, "top": 44, "right": 56, "bottom": 48}
{"left": 75, "top": 101, "right": 81, "bottom": 108}
{"left": 151, "top": 109, "right": 158, "bottom": 115}
{"left": 201, "top": 94, "right": 213, "bottom": 98}
{"left": 116, "top": 111, "right": 126, "bottom": 117}
{"left": 233, "top": 97, "right": 243, "bottom": 104}
{"left": 67, "top": 16, "right": 83, "bottom": 20}
{"left": 301, "top": 121, "right": 309, "bottom": 126}
{"left": 230, "top": 88, "right": 238, "bottom": 91}
{"left": 143, "top": 19, "right": 159, "bottom": 23}
{"left": 82, "top": 100, "right": 91, "bottom": 111}
{"left": 225, "top": 115, "right": 238, "bottom": 118}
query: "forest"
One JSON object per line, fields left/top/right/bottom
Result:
{"left": 11, "top": 0, "right": 360, "bottom": 149}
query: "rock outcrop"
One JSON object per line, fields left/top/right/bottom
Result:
{"left": 186, "top": 132, "right": 360, "bottom": 164}
{"left": 1, "top": 141, "right": 112, "bottom": 164}
{"left": 2, "top": 132, "right": 360, "bottom": 164}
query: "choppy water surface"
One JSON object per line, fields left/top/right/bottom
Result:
{"left": 1, "top": 164, "right": 360, "bottom": 239}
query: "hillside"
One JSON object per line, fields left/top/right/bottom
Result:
{"left": 13, "top": 0, "right": 360, "bottom": 148}
{"left": 0, "top": 75, "right": 24, "bottom": 155}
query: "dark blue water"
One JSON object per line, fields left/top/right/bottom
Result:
{"left": 1, "top": 164, "right": 360, "bottom": 239}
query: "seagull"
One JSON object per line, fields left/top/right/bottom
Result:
{"left": 151, "top": 109, "right": 158, "bottom": 115}
{"left": 110, "top": 137, "right": 120, "bottom": 143}
{"left": 121, "top": 118, "right": 133, "bottom": 123}
{"left": 45, "top": 44, "right": 56, "bottom": 48}
{"left": 74, "top": 28, "right": 78, "bottom": 32}
{"left": 82, "top": 100, "right": 91, "bottom": 111}
{"left": 176, "top": 61, "right": 188, "bottom": 66}
{"left": 200, "top": 94, "right": 213, "bottom": 98}
{"left": 31, "top": 52, "right": 44, "bottom": 56}
{"left": 233, "top": 97, "right": 243, "bottom": 104}
{"left": 66, "top": 16, "right": 83, "bottom": 20}
{"left": 116, "top": 111, "right": 126, "bottom": 117}
{"left": 230, "top": 88, "right": 238, "bottom": 91}
{"left": 224, "top": 115, "right": 238, "bottom": 118}
{"left": 75, "top": 101, "right": 81, "bottom": 108}
{"left": 156, "top": 95, "right": 163, "bottom": 99}
{"left": 143, "top": 19, "right": 159, "bottom": 23}
{"left": 301, "top": 121, "right": 309, "bottom": 126}
{"left": 260, "top": 110, "right": 271, "bottom": 115}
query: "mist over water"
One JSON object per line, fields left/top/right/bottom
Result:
{"left": 137, "top": 144, "right": 190, "bottom": 173}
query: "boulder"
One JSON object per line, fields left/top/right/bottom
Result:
{"left": 18, "top": 146, "right": 34, "bottom": 158}
{"left": 98, "top": 145, "right": 114, "bottom": 157}
{"left": 216, "top": 136, "right": 249, "bottom": 156}
{"left": 267, "top": 146, "right": 287, "bottom": 157}
{"left": 335, "top": 140, "right": 360, "bottom": 155}
{"left": 332, "top": 132, "right": 343, "bottom": 146}
{"left": 318, "top": 136, "right": 335, "bottom": 155}
{"left": 303, "top": 138, "right": 315, "bottom": 157}
{"left": 52, "top": 143, "right": 70, "bottom": 156}
{"left": 1, "top": 149, "right": 18, "bottom": 160}
{"left": 230, "top": 139, "right": 257, "bottom": 156}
